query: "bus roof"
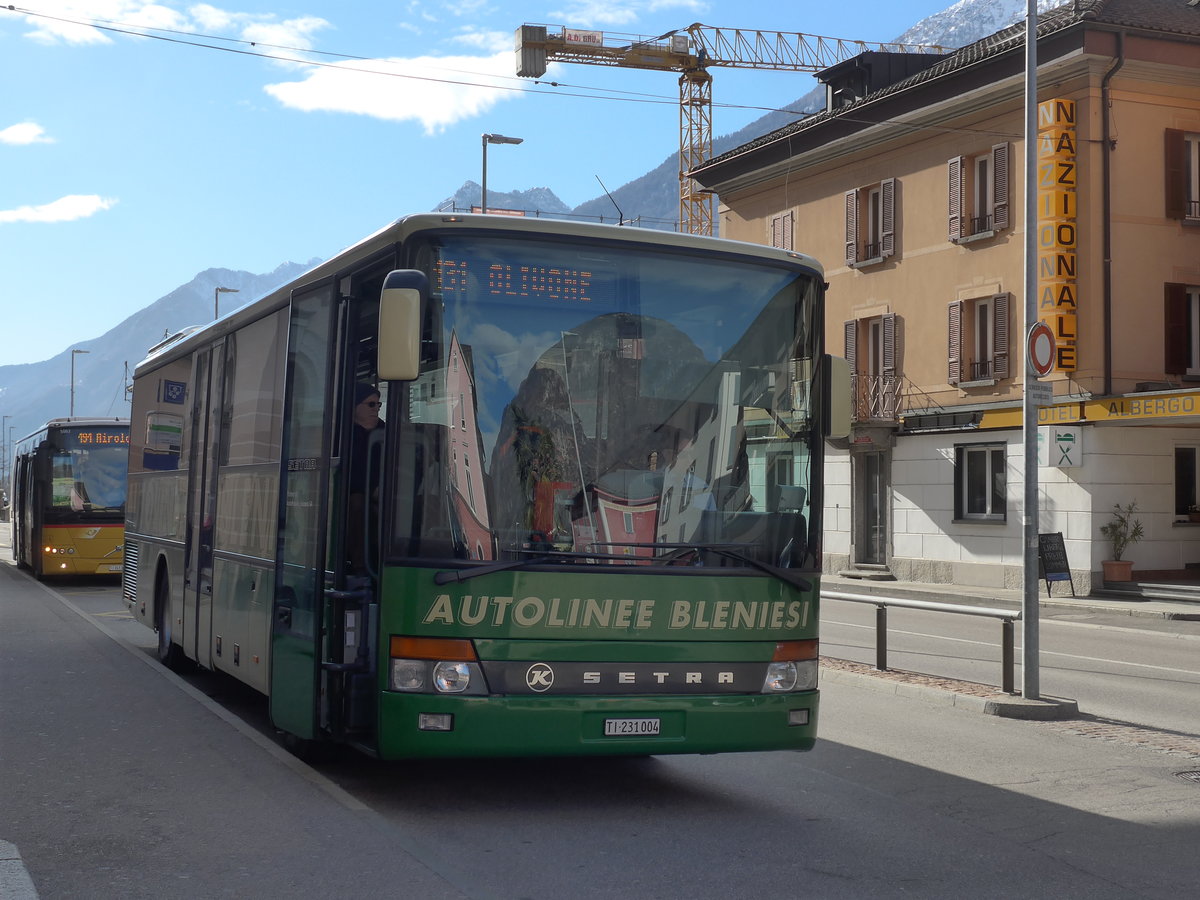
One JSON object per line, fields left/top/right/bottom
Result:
{"left": 135, "top": 213, "right": 826, "bottom": 375}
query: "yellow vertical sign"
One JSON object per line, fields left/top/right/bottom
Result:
{"left": 1037, "top": 98, "right": 1077, "bottom": 372}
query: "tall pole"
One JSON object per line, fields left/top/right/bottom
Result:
{"left": 1021, "top": 0, "right": 1041, "bottom": 700}
{"left": 480, "top": 133, "right": 523, "bottom": 215}
{"left": 481, "top": 134, "right": 489, "bottom": 214}
{"left": 70, "top": 349, "right": 89, "bottom": 418}
{"left": 1, "top": 415, "right": 8, "bottom": 487}
{"left": 215, "top": 286, "right": 239, "bottom": 320}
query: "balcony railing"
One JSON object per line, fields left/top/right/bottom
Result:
{"left": 969, "top": 358, "right": 994, "bottom": 381}
{"left": 850, "top": 374, "right": 899, "bottom": 422}
{"left": 969, "top": 213, "right": 993, "bottom": 235}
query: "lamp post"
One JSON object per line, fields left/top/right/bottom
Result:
{"left": 70, "top": 349, "right": 89, "bottom": 417}
{"left": 215, "top": 286, "right": 240, "bottom": 320}
{"left": 481, "top": 133, "right": 523, "bottom": 214}
{"left": 1, "top": 415, "right": 8, "bottom": 487}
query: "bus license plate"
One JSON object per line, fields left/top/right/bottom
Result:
{"left": 604, "top": 717, "right": 660, "bottom": 737}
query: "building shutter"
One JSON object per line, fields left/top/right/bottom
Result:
{"left": 947, "top": 157, "right": 965, "bottom": 242}
{"left": 880, "top": 178, "right": 896, "bottom": 258}
{"left": 1165, "top": 282, "right": 1189, "bottom": 374}
{"left": 882, "top": 313, "right": 896, "bottom": 377}
{"left": 992, "top": 292, "right": 1010, "bottom": 379}
{"left": 783, "top": 210, "right": 794, "bottom": 250}
{"left": 1165, "top": 129, "right": 1186, "bottom": 220}
{"left": 845, "top": 190, "right": 859, "bottom": 265}
{"left": 947, "top": 301, "right": 963, "bottom": 384}
{"left": 844, "top": 320, "right": 858, "bottom": 373}
{"left": 992, "top": 143, "right": 1010, "bottom": 231}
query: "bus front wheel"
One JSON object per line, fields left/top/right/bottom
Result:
{"left": 155, "top": 569, "right": 186, "bottom": 671}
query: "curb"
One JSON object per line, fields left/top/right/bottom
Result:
{"left": 0, "top": 841, "right": 39, "bottom": 900}
{"left": 821, "top": 666, "right": 1080, "bottom": 721}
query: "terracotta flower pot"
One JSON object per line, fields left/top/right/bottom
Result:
{"left": 1102, "top": 559, "right": 1133, "bottom": 582}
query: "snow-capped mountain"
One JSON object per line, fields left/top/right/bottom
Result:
{"left": 0, "top": 0, "right": 1067, "bottom": 430}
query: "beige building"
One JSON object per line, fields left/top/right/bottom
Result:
{"left": 692, "top": 0, "right": 1200, "bottom": 593}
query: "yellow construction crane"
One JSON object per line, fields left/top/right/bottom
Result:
{"left": 516, "top": 23, "right": 947, "bottom": 235}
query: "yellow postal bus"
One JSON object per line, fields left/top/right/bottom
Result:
{"left": 11, "top": 417, "right": 129, "bottom": 578}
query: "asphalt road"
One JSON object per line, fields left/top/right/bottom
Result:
{"left": 3, "top": 534, "right": 1199, "bottom": 899}
{"left": 822, "top": 596, "right": 1200, "bottom": 734}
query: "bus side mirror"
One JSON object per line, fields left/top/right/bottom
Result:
{"left": 377, "top": 269, "right": 428, "bottom": 382}
{"left": 822, "top": 355, "right": 851, "bottom": 439}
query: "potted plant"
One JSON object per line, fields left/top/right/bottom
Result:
{"left": 1188, "top": 504, "right": 1200, "bottom": 523}
{"left": 1100, "top": 501, "right": 1144, "bottom": 582}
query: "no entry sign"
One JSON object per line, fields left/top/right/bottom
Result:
{"left": 1028, "top": 321, "right": 1056, "bottom": 377}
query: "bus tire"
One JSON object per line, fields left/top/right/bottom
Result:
{"left": 155, "top": 568, "right": 187, "bottom": 671}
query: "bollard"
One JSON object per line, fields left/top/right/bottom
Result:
{"left": 1001, "top": 618, "right": 1015, "bottom": 694}
{"left": 875, "top": 604, "right": 888, "bottom": 671}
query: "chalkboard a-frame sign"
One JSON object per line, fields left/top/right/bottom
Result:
{"left": 1038, "top": 532, "right": 1075, "bottom": 596}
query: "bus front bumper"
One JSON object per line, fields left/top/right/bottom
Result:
{"left": 375, "top": 690, "right": 818, "bottom": 759}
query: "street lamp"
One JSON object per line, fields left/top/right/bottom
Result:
{"left": 1, "top": 415, "right": 8, "bottom": 487}
{"left": 214, "top": 286, "right": 239, "bottom": 320}
{"left": 70, "top": 349, "right": 89, "bottom": 417}
{"left": 481, "top": 133, "right": 523, "bottom": 214}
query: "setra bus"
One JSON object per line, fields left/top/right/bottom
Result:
{"left": 123, "top": 214, "right": 848, "bottom": 759}
{"left": 11, "top": 417, "right": 130, "bottom": 578}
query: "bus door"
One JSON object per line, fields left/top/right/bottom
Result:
{"left": 271, "top": 280, "right": 339, "bottom": 742}
{"left": 183, "top": 342, "right": 225, "bottom": 666}
{"left": 322, "top": 272, "right": 387, "bottom": 746}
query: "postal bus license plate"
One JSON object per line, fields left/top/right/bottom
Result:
{"left": 603, "top": 717, "right": 660, "bottom": 736}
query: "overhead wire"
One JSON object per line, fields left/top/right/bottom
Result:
{"left": 4, "top": 5, "right": 1013, "bottom": 138}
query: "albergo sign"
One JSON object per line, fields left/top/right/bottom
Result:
{"left": 1037, "top": 98, "right": 1077, "bottom": 372}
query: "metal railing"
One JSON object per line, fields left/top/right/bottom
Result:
{"left": 823, "top": 590, "right": 1021, "bottom": 694}
{"left": 849, "top": 373, "right": 899, "bottom": 421}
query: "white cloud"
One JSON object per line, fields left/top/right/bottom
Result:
{"left": 0, "top": 195, "right": 117, "bottom": 224}
{"left": 10, "top": 2, "right": 329, "bottom": 51}
{"left": 241, "top": 15, "right": 331, "bottom": 53}
{"left": 550, "top": 0, "right": 707, "bottom": 28}
{"left": 0, "top": 123, "right": 54, "bottom": 145}
{"left": 264, "top": 50, "right": 518, "bottom": 134}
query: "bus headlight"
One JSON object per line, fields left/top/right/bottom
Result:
{"left": 433, "top": 661, "right": 472, "bottom": 693}
{"left": 390, "top": 659, "right": 426, "bottom": 692}
{"left": 762, "top": 659, "right": 818, "bottom": 693}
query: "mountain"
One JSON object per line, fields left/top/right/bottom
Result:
{"left": 489, "top": 0, "right": 1070, "bottom": 227}
{"left": 0, "top": 262, "right": 314, "bottom": 446}
{"left": 0, "top": 1, "right": 1063, "bottom": 451}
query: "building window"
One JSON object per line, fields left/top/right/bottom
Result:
{"left": 1165, "top": 129, "right": 1200, "bottom": 220}
{"left": 954, "top": 443, "right": 1006, "bottom": 521}
{"left": 845, "top": 179, "right": 895, "bottom": 266}
{"left": 1163, "top": 283, "right": 1200, "bottom": 375}
{"left": 844, "top": 313, "right": 897, "bottom": 419}
{"left": 1175, "top": 447, "right": 1199, "bottom": 515}
{"left": 769, "top": 211, "right": 794, "bottom": 250}
{"left": 948, "top": 144, "right": 1010, "bottom": 241}
{"left": 947, "top": 294, "right": 1009, "bottom": 384}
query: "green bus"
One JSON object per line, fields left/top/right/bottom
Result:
{"left": 12, "top": 418, "right": 129, "bottom": 578}
{"left": 123, "top": 214, "right": 847, "bottom": 759}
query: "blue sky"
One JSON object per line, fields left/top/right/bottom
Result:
{"left": 1, "top": 0, "right": 953, "bottom": 366}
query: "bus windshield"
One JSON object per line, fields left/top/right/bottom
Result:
{"left": 48, "top": 428, "right": 129, "bottom": 516}
{"left": 391, "top": 232, "right": 821, "bottom": 570}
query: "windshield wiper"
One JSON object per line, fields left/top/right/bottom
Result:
{"left": 433, "top": 549, "right": 615, "bottom": 585}
{"left": 597, "top": 542, "right": 813, "bottom": 592}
